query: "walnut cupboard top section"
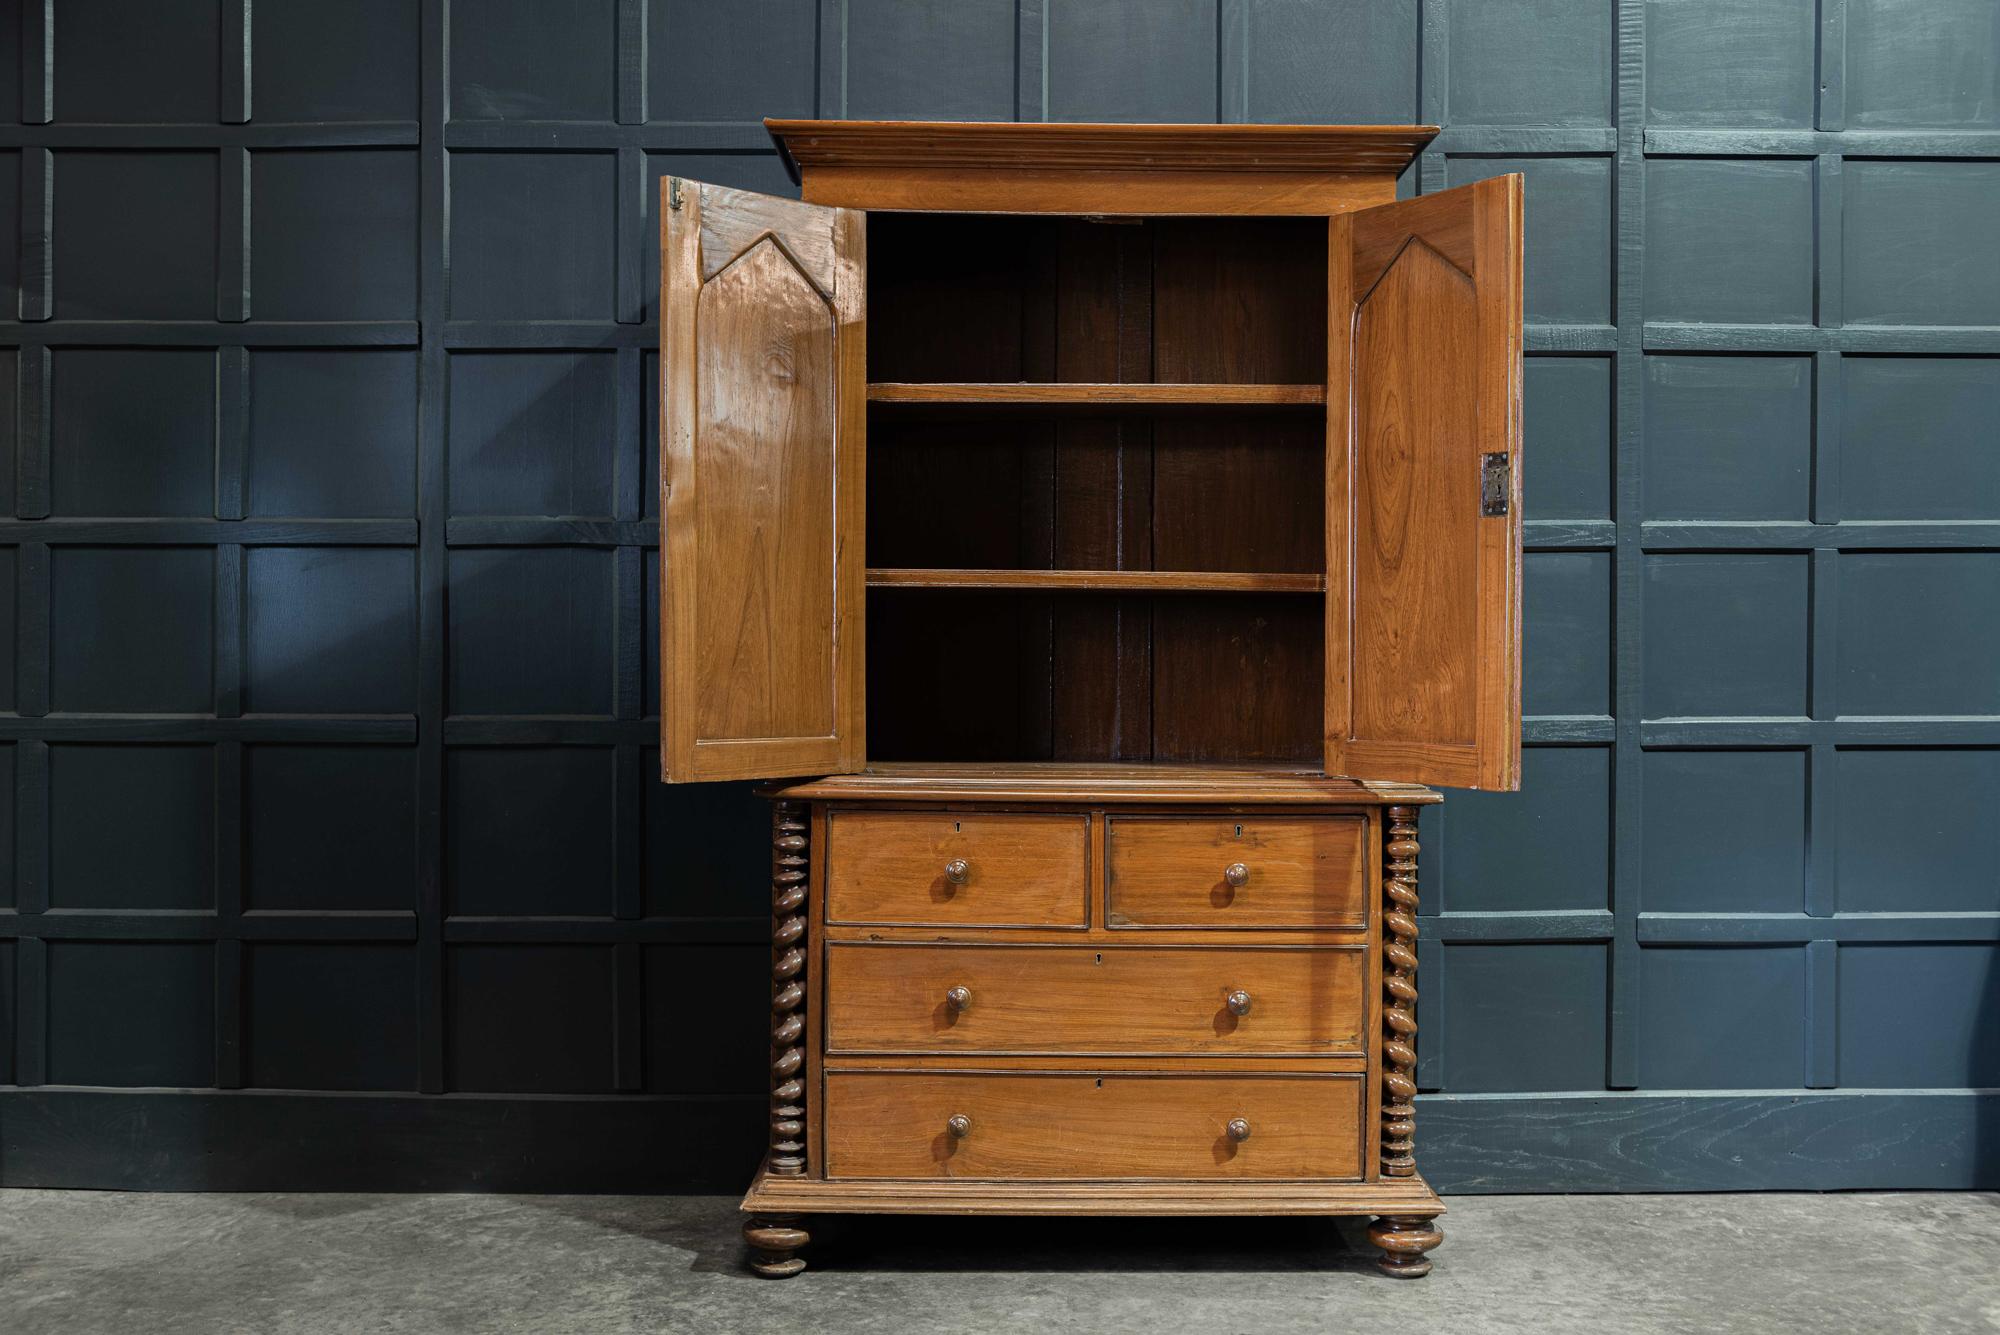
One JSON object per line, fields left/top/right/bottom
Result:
{"left": 657, "top": 119, "right": 1522, "bottom": 791}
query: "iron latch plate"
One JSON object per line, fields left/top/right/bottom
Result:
{"left": 1481, "top": 452, "right": 1510, "bottom": 517}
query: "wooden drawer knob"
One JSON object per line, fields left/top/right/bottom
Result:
{"left": 1223, "top": 862, "right": 1250, "bottom": 889}
{"left": 945, "top": 985, "right": 973, "bottom": 1012}
{"left": 946, "top": 1114, "right": 973, "bottom": 1139}
{"left": 943, "top": 858, "right": 971, "bottom": 886}
{"left": 1227, "top": 1118, "right": 1252, "bottom": 1143}
{"left": 1225, "top": 989, "right": 1253, "bottom": 1017}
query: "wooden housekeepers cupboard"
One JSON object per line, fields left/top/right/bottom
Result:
{"left": 658, "top": 120, "right": 1523, "bottom": 1278}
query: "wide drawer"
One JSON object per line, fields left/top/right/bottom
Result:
{"left": 824, "top": 1071, "right": 1365, "bottom": 1180}
{"left": 824, "top": 810, "right": 1088, "bottom": 928}
{"left": 824, "top": 944, "right": 1365, "bottom": 1056}
{"left": 1105, "top": 815, "right": 1367, "bottom": 930}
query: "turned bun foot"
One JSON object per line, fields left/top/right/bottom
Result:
{"left": 744, "top": 1215, "right": 809, "bottom": 1278}
{"left": 1369, "top": 1214, "right": 1442, "bottom": 1278}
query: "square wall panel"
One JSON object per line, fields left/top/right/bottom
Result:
{"left": 253, "top": 0, "right": 420, "bottom": 121}
{"left": 0, "top": 550, "right": 12, "bottom": 710}
{"left": 447, "top": 945, "right": 615, "bottom": 1093}
{"left": 1524, "top": 357, "right": 1612, "bottom": 521}
{"left": 54, "top": 0, "right": 218, "bottom": 123}
{"left": 1840, "top": 358, "right": 2000, "bottom": 520}
{"left": 248, "top": 350, "right": 418, "bottom": 518}
{"left": 1448, "top": 157, "right": 1612, "bottom": 326}
{"left": 447, "top": 548, "right": 613, "bottom": 715}
{"left": 0, "top": 157, "right": 19, "bottom": 319}
{"left": 0, "top": 747, "right": 14, "bottom": 905}
{"left": 1440, "top": 943, "right": 1608, "bottom": 1093}
{"left": 1848, "top": 0, "right": 2000, "bottom": 128}
{"left": 838, "top": 0, "right": 1017, "bottom": 121}
{"left": 47, "top": 942, "right": 214, "bottom": 1087}
{"left": 50, "top": 745, "right": 215, "bottom": 910}
{"left": 643, "top": 779, "right": 768, "bottom": 918}
{"left": 446, "top": 748, "right": 614, "bottom": 916}
{"left": 449, "top": 153, "right": 617, "bottom": 321}
{"left": 448, "top": 353, "right": 617, "bottom": 517}
{"left": 1837, "top": 750, "right": 2000, "bottom": 913}
{"left": 643, "top": 349, "right": 661, "bottom": 521}
{"left": 245, "top": 944, "right": 419, "bottom": 1091}
{"left": 644, "top": 547, "right": 660, "bottom": 717}
{"left": 51, "top": 547, "right": 213, "bottom": 713}
{"left": 1438, "top": 746, "right": 1611, "bottom": 913}
{"left": 1644, "top": 159, "right": 1814, "bottom": 326}
{"left": 642, "top": 944, "right": 766, "bottom": 1093}
{"left": 1642, "top": 356, "right": 1812, "bottom": 521}
{"left": 52, "top": 349, "right": 217, "bottom": 518}
{"left": 245, "top": 746, "right": 418, "bottom": 911}
{"left": 1044, "top": 0, "right": 1219, "bottom": 122}
{"left": 251, "top": 151, "right": 418, "bottom": 320}
{"left": 1447, "top": 0, "right": 1613, "bottom": 126}
{"left": 55, "top": 152, "right": 218, "bottom": 320}
{"left": 0, "top": 942, "right": 12, "bottom": 1082}
{"left": 1641, "top": 750, "right": 1806, "bottom": 913}
{"left": 1643, "top": 554, "right": 1809, "bottom": 719}
{"left": 1525, "top": 551, "right": 1612, "bottom": 718}
{"left": 649, "top": 0, "right": 816, "bottom": 122}
{"left": 1844, "top": 161, "right": 2000, "bottom": 327}
{"left": 1644, "top": 0, "right": 1815, "bottom": 128}
{"left": 0, "top": 354, "right": 13, "bottom": 515}
{"left": 1839, "top": 945, "right": 2000, "bottom": 1087}
{"left": 1639, "top": 948, "right": 1807, "bottom": 1089}
{"left": 1838, "top": 553, "right": 2000, "bottom": 716}
{"left": 1224, "top": 0, "right": 1419, "bottom": 124}
{"left": 450, "top": 0, "right": 616, "bottom": 121}
{"left": 643, "top": 155, "right": 798, "bottom": 325}
{"left": 246, "top": 548, "right": 417, "bottom": 714}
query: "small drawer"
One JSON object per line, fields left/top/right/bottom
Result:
{"left": 825, "top": 1071, "right": 1365, "bottom": 1180}
{"left": 1105, "top": 815, "right": 1367, "bottom": 930}
{"left": 825, "top": 810, "right": 1088, "bottom": 928}
{"left": 824, "top": 944, "right": 1365, "bottom": 1056}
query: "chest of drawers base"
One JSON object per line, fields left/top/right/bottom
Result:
{"left": 741, "top": 768, "right": 1445, "bottom": 1279}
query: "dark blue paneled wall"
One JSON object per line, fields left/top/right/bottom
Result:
{"left": 1, "top": 0, "right": 1994, "bottom": 1192}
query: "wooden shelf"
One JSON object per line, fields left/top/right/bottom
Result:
{"left": 867, "top": 568, "right": 1325, "bottom": 594}
{"left": 867, "top": 383, "right": 1325, "bottom": 412}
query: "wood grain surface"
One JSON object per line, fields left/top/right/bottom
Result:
{"left": 865, "top": 569, "right": 1326, "bottom": 593}
{"left": 867, "top": 382, "right": 1324, "bottom": 408}
{"left": 1325, "top": 175, "right": 1523, "bottom": 790}
{"left": 1105, "top": 815, "right": 1367, "bottom": 929}
{"left": 824, "top": 810, "right": 1089, "bottom": 928}
{"left": 768, "top": 764, "right": 1440, "bottom": 805}
{"left": 823, "top": 943, "right": 1366, "bottom": 1056}
{"left": 822, "top": 1071, "right": 1366, "bottom": 1180}
{"left": 659, "top": 178, "right": 865, "bottom": 781}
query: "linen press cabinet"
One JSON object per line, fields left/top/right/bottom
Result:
{"left": 657, "top": 120, "right": 1523, "bottom": 1279}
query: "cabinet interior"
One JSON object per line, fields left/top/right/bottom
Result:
{"left": 863, "top": 212, "right": 1330, "bottom": 767}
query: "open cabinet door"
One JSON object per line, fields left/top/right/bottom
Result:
{"left": 1326, "top": 176, "right": 1523, "bottom": 791}
{"left": 659, "top": 178, "right": 865, "bottom": 782}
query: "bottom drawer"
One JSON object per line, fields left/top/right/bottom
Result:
{"left": 824, "top": 1071, "right": 1365, "bottom": 1181}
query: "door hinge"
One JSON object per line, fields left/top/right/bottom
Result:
{"left": 1481, "top": 452, "right": 1511, "bottom": 517}
{"left": 668, "top": 178, "right": 683, "bottom": 211}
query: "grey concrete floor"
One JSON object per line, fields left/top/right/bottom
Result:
{"left": 1, "top": 1190, "right": 1995, "bottom": 1335}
